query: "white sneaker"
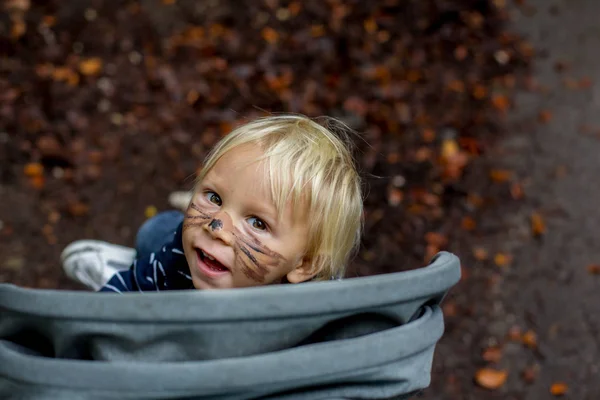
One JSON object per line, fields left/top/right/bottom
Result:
{"left": 61, "top": 240, "right": 136, "bottom": 291}
{"left": 168, "top": 191, "right": 193, "bottom": 211}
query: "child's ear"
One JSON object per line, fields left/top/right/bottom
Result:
{"left": 286, "top": 257, "right": 319, "bottom": 283}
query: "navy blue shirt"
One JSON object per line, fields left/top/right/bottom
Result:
{"left": 100, "top": 223, "right": 194, "bottom": 292}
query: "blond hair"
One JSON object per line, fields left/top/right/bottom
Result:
{"left": 195, "top": 114, "right": 363, "bottom": 281}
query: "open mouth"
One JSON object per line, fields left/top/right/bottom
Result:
{"left": 196, "top": 248, "right": 229, "bottom": 274}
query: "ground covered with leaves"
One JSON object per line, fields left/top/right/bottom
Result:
{"left": 1, "top": 0, "right": 538, "bottom": 397}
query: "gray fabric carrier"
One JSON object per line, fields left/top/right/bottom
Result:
{"left": 0, "top": 252, "right": 460, "bottom": 400}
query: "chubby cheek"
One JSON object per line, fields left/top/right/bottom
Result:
{"left": 230, "top": 229, "right": 291, "bottom": 285}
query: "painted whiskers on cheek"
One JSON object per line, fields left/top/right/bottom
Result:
{"left": 183, "top": 202, "right": 287, "bottom": 284}
{"left": 232, "top": 228, "right": 286, "bottom": 283}
{"left": 183, "top": 203, "right": 213, "bottom": 231}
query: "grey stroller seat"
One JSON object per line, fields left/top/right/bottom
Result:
{"left": 0, "top": 251, "right": 460, "bottom": 400}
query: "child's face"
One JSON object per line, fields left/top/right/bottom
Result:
{"left": 182, "top": 144, "right": 313, "bottom": 290}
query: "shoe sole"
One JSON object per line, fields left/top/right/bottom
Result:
{"left": 61, "top": 240, "right": 136, "bottom": 264}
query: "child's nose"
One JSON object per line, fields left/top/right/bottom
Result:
{"left": 203, "top": 211, "right": 234, "bottom": 245}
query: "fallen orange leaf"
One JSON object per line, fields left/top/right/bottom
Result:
{"left": 489, "top": 169, "right": 512, "bottom": 182}
{"left": 79, "top": 58, "right": 103, "bottom": 76}
{"left": 587, "top": 264, "right": 600, "bottom": 275}
{"left": 494, "top": 252, "right": 512, "bottom": 267}
{"left": 531, "top": 212, "right": 546, "bottom": 236}
{"left": 261, "top": 27, "right": 279, "bottom": 43}
{"left": 363, "top": 18, "right": 377, "bottom": 34}
{"left": 475, "top": 368, "right": 508, "bottom": 390}
{"left": 550, "top": 382, "right": 568, "bottom": 396}
{"left": 24, "top": 162, "right": 44, "bottom": 177}
{"left": 310, "top": 25, "right": 325, "bottom": 37}
{"left": 522, "top": 330, "right": 537, "bottom": 349}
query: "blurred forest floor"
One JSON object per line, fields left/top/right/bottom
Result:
{"left": 4, "top": 0, "right": 595, "bottom": 399}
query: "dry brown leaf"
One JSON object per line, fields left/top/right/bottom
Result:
{"left": 491, "top": 94, "right": 510, "bottom": 112}
{"left": 473, "top": 247, "right": 489, "bottom": 261}
{"left": 522, "top": 364, "right": 540, "bottom": 383}
{"left": 579, "top": 77, "right": 592, "bottom": 89}
{"left": 474, "top": 368, "right": 508, "bottom": 390}
{"left": 48, "top": 211, "right": 60, "bottom": 224}
{"left": 550, "top": 382, "right": 568, "bottom": 396}
{"left": 310, "top": 25, "right": 325, "bottom": 37}
{"left": 447, "top": 79, "right": 465, "bottom": 93}
{"left": 489, "top": 169, "right": 512, "bottom": 182}
{"left": 482, "top": 346, "right": 503, "bottom": 363}
{"left": 11, "top": 19, "right": 26, "bottom": 39}
{"left": 79, "top": 58, "right": 103, "bottom": 76}
{"left": 387, "top": 188, "right": 403, "bottom": 206}
{"left": 587, "top": 264, "right": 600, "bottom": 275}
{"left": 442, "top": 301, "right": 458, "bottom": 317}
{"left": 363, "top": 18, "right": 377, "bottom": 34}
{"left": 53, "top": 66, "right": 79, "bottom": 86}
{"left": 42, "top": 15, "right": 56, "bottom": 27}
{"left": 511, "top": 182, "right": 524, "bottom": 199}
{"left": 422, "top": 128, "right": 435, "bottom": 143}
{"left": 538, "top": 110, "right": 552, "bottom": 124}
{"left": 522, "top": 330, "right": 537, "bottom": 349}
{"left": 454, "top": 46, "right": 468, "bottom": 60}
{"left": 563, "top": 77, "right": 579, "bottom": 89}
{"left": 472, "top": 84, "right": 488, "bottom": 99}
{"left": 186, "top": 89, "right": 199, "bottom": 104}
{"left": 531, "top": 212, "right": 546, "bottom": 236}
{"left": 425, "top": 232, "right": 448, "bottom": 247}
{"left": 386, "top": 152, "right": 399, "bottom": 164}
{"left": 461, "top": 216, "right": 476, "bottom": 231}
{"left": 68, "top": 201, "right": 89, "bottom": 217}
{"left": 508, "top": 325, "right": 523, "bottom": 342}
{"left": 554, "top": 60, "right": 570, "bottom": 73}
{"left": 288, "top": 1, "right": 301, "bottom": 15}
{"left": 29, "top": 175, "right": 45, "bottom": 190}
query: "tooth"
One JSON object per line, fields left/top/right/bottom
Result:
{"left": 202, "top": 250, "right": 215, "bottom": 261}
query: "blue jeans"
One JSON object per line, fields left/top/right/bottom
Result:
{"left": 135, "top": 211, "right": 184, "bottom": 258}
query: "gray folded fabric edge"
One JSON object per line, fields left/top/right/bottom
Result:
{"left": 0, "top": 251, "right": 461, "bottom": 400}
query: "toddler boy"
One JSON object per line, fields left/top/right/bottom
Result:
{"left": 61, "top": 115, "right": 363, "bottom": 292}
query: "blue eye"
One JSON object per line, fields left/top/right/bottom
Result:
{"left": 248, "top": 217, "right": 267, "bottom": 231}
{"left": 206, "top": 191, "right": 222, "bottom": 206}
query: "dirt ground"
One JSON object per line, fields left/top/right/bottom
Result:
{"left": 3, "top": 0, "right": 582, "bottom": 398}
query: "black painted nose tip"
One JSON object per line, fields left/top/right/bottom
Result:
{"left": 209, "top": 218, "right": 223, "bottom": 231}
